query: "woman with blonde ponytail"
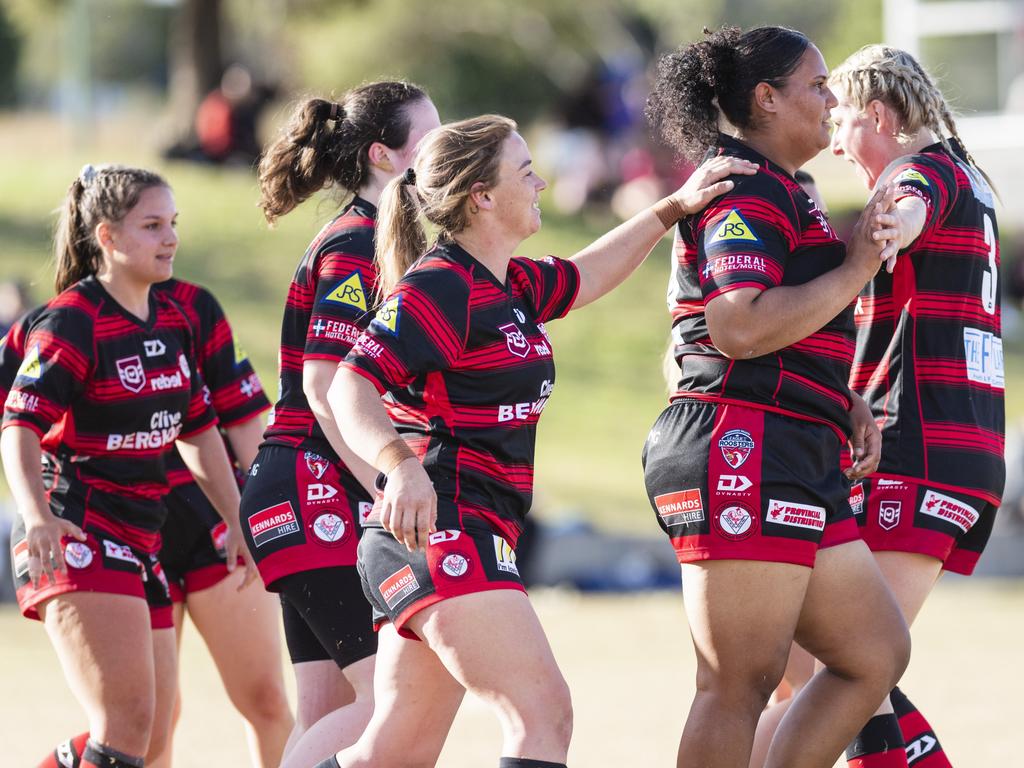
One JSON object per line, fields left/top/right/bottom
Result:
{"left": 240, "top": 81, "right": 440, "bottom": 768}
{"left": 323, "top": 114, "right": 753, "bottom": 768}
{"left": 823, "top": 45, "right": 1005, "bottom": 768}
{"left": 2, "top": 164, "right": 253, "bottom": 768}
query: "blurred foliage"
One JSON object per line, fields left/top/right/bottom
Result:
{"left": 0, "top": 1, "right": 20, "bottom": 105}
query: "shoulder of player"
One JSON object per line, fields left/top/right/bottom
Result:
{"left": 397, "top": 245, "right": 473, "bottom": 301}
{"left": 34, "top": 286, "right": 99, "bottom": 333}
{"left": 883, "top": 151, "right": 953, "bottom": 189}
{"left": 692, "top": 169, "right": 797, "bottom": 234}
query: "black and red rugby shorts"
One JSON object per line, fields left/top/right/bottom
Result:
{"left": 240, "top": 444, "right": 370, "bottom": 589}
{"left": 848, "top": 474, "right": 996, "bottom": 575}
{"left": 357, "top": 521, "right": 527, "bottom": 639}
{"left": 11, "top": 502, "right": 173, "bottom": 629}
{"left": 642, "top": 399, "right": 859, "bottom": 567}
{"left": 159, "top": 481, "right": 232, "bottom": 603}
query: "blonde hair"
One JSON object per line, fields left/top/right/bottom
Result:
{"left": 829, "top": 45, "right": 981, "bottom": 170}
{"left": 374, "top": 114, "right": 517, "bottom": 301}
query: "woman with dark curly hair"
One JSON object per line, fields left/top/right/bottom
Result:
{"left": 642, "top": 26, "right": 911, "bottom": 767}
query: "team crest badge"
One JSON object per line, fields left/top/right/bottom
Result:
{"left": 371, "top": 295, "right": 401, "bottom": 336}
{"left": 311, "top": 512, "right": 348, "bottom": 545}
{"left": 64, "top": 541, "right": 94, "bottom": 569}
{"left": 16, "top": 343, "right": 42, "bottom": 381}
{"left": 324, "top": 271, "right": 368, "bottom": 311}
{"left": 878, "top": 500, "right": 901, "bottom": 531}
{"left": 304, "top": 451, "right": 329, "bottom": 480}
{"left": 115, "top": 355, "right": 146, "bottom": 393}
{"left": 718, "top": 429, "right": 755, "bottom": 469}
{"left": 439, "top": 553, "right": 471, "bottom": 578}
{"left": 498, "top": 323, "right": 530, "bottom": 358}
{"left": 709, "top": 209, "right": 760, "bottom": 244}
{"left": 713, "top": 504, "right": 756, "bottom": 540}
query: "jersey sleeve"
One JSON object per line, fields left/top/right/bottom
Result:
{"left": 1, "top": 308, "right": 93, "bottom": 437}
{"left": 886, "top": 156, "right": 955, "bottom": 243}
{"left": 695, "top": 184, "right": 795, "bottom": 302}
{"left": 510, "top": 256, "right": 581, "bottom": 322}
{"left": 304, "top": 233, "right": 376, "bottom": 364}
{"left": 193, "top": 288, "right": 271, "bottom": 427}
{"left": 341, "top": 264, "right": 470, "bottom": 395}
{"left": 173, "top": 311, "right": 219, "bottom": 440}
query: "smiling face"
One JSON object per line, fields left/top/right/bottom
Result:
{"left": 768, "top": 45, "right": 838, "bottom": 164}
{"left": 487, "top": 131, "right": 547, "bottom": 240}
{"left": 830, "top": 96, "right": 895, "bottom": 188}
{"left": 99, "top": 185, "right": 179, "bottom": 287}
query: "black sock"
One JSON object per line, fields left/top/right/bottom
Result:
{"left": 499, "top": 759, "right": 568, "bottom": 768}
{"left": 80, "top": 740, "right": 144, "bottom": 768}
{"left": 846, "top": 713, "right": 908, "bottom": 766}
{"left": 312, "top": 757, "right": 341, "bottom": 768}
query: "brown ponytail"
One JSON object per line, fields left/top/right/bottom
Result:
{"left": 374, "top": 115, "right": 516, "bottom": 301}
{"left": 53, "top": 164, "right": 168, "bottom": 293}
{"left": 257, "top": 81, "right": 428, "bottom": 225}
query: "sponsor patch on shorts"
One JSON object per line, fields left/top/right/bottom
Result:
{"left": 438, "top": 552, "right": 472, "bottom": 578}
{"left": 249, "top": 501, "right": 301, "bottom": 547}
{"left": 310, "top": 512, "right": 349, "bottom": 546}
{"left": 879, "top": 500, "right": 901, "bottom": 530}
{"left": 713, "top": 503, "right": 756, "bottom": 540}
{"left": 767, "top": 499, "right": 826, "bottom": 531}
{"left": 67, "top": 541, "right": 96, "bottom": 569}
{"left": 493, "top": 535, "right": 519, "bottom": 575}
{"left": 919, "top": 490, "right": 979, "bottom": 533}
{"left": 849, "top": 483, "right": 864, "bottom": 515}
{"left": 379, "top": 564, "right": 419, "bottom": 609}
{"left": 654, "top": 489, "right": 705, "bottom": 526}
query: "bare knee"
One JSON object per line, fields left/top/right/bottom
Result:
{"left": 94, "top": 691, "right": 156, "bottom": 755}
{"left": 231, "top": 675, "right": 293, "bottom": 727}
{"left": 696, "top": 653, "right": 788, "bottom": 717}
{"left": 505, "top": 672, "right": 573, "bottom": 748}
{"left": 824, "top": 618, "right": 911, "bottom": 692}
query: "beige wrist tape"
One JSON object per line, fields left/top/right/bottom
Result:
{"left": 376, "top": 437, "right": 416, "bottom": 475}
{"left": 653, "top": 196, "right": 686, "bottom": 229}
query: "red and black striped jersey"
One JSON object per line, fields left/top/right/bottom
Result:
{"left": 341, "top": 240, "right": 580, "bottom": 546}
{"left": 0, "top": 305, "right": 45, "bottom": 410}
{"left": 262, "top": 197, "right": 378, "bottom": 462}
{"left": 156, "top": 279, "right": 271, "bottom": 487}
{"left": 0, "top": 276, "right": 217, "bottom": 535}
{"left": 851, "top": 145, "right": 1005, "bottom": 504}
{"left": 669, "top": 135, "right": 854, "bottom": 437}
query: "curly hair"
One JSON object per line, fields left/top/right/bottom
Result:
{"left": 647, "top": 26, "right": 810, "bottom": 162}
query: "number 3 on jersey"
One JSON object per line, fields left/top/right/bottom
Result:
{"left": 981, "top": 213, "right": 996, "bottom": 315}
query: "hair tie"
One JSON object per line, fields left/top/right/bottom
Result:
{"left": 79, "top": 164, "right": 97, "bottom": 186}
{"left": 328, "top": 102, "right": 342, "bottom": 121}
{"left": 402, "top": 167, "right": 417, "bottom": 186}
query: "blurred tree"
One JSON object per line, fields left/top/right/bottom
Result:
{"left": 163, "top": 0, "right": 224, "bottom": 150}
{"left": 0, "top": 2, "right": 22, "bottom": 106}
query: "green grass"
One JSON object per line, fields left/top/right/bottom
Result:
{"left": 1, "top": 113, "right": 1020, "bottom": 529}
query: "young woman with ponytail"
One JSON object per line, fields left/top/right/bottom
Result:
{"left": 239, "top": 81, "right": 440, "bottom": 768}
{"left": 822, "top": 45, "right": 1004, "bottom": 768}
{"left": 1, "top": 164, "right": 253, "bottom": 768}
{"left": 322, "top": 114, "right": 752, "bottom": 768}
{"left": 641, "top": 26, "right": 913, "bottom": 768}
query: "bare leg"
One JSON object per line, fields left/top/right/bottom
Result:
{"left": 282, "top": 659, "right": 355, "bottom": 759}
{"left": 40, "top": 592, "right": 158, "bottom": 758}
{"left": 145, "top": 602, "right": 186, "bottom": 768}
{"left": 186, "top": 572, "right": 294, "bottom": 767}
{"left": 336, "top": 623, "right": 465, "bottom": 768}
{"left": 750, "top": 643, "right": 814, "bottom": 768}
{"left": 764, "top": 540, "right": 911, "bottom": 768}
{"left": 677, "top": 560, "right": 810, "bottom": 768}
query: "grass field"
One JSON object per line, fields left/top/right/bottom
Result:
{"left": 3, "top": 579, "right": 1022, "bottom": 766}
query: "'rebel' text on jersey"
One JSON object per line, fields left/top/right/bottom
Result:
{"left": 341, "top": 240, "right": 580, "bottom": 547}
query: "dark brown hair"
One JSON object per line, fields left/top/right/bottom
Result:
{"left": 257, "top": 80, "right": 428, "bottom": 224}
{"left": 54, "top": 164, "right": 168, "bottom": 293}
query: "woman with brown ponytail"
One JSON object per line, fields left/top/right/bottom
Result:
{"left": 2, "top": 164, "right": 252, "bottom": 768}
{"left": 823, "top": 45, "right": 1004, "bottom": 768}
{"left": 641, "top": 25, "right": 913, "bottom": 768}
{"left": 239, "top": 81, "right": 440, "bottom": 767}
{"left": 322, "top": 114, "right": 752, "bottom": 768}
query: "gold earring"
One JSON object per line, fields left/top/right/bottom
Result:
{"left": 470, "top": 204, "right": 479, "bottom": 214}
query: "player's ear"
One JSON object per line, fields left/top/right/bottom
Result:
{"left": 95, "top": 220, "right": 115, "bottom": 252}
{"left": 368, "top": 141, "right": 395, "bottom": 173}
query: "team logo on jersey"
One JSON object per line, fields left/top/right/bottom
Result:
{"left": 919, "top": 490, "right": 979, "bottom": 533}
{"left": 493, "top": 535, "right": 519, "bottom": 575}
{"left": 310, "top": 512, "right": 349, "bottom": 545}
{"left": 115, "top": 355, "right": 146, "bottom": 393}
{"left": 233, "top": 338, "right": 249, "bottom": 366}
{"left": 878, "top": 500, "right": 901, "bottom": 531}
{"left": 371, "top": 295, "right": 401, "bottom": 336}
{"left": 249, "top": 501, "right": 301, "bottom": 547}
{"left": 718, "top": 429, "right": 755, "bottom": 469}
{"left": 304, "top": 451, "right": 330, "bottom": 479}
{"left": 324, "top": 271, "right": 368, "bottom": 312}
{"left": 892, "top": 168, "right": 929, "bottom": 187}
{"left": 65, "top": 541, "right": 95, "bottom": 569}
{"left": 709, "top": 209, "right": 760, "bottom": 244}
{"left": 143, "top": 339, "right": 166, "bottom": 357}
{"left": 713, "top": 503, "right": 756, "bottom": 540}
{"left": 849, "top": 483, "right": 865, "bottom": 516}
{"left": 767, "top": 499, "right": 826, "bottom": 531}
{"left": 498, "top": 323, "right": 530, "bottom": 358}
{"left": 16, "top": 343, "right": 42, "bottom": 381}
{"left": 210, "top": 520, "right": 228, "bottom": 557}
{"left": 654, "top": 489, "right": 705, "bottom": 526}
{"left": 379, "top": 564, "right": 419, "bottom": 609}
{"left": 439, "top": 552, "right": 471, "bottom": 578}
